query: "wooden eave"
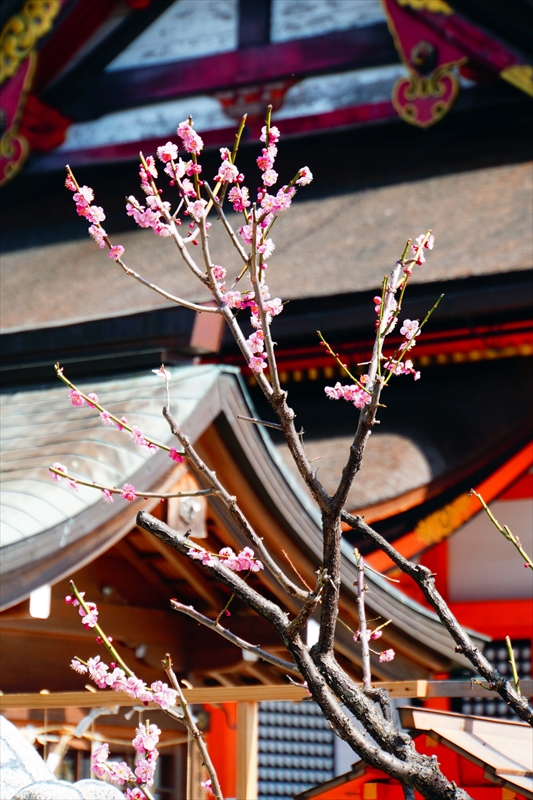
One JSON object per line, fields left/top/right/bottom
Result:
{"left": 0, "top": 367, "right": 486, "bottom": 683}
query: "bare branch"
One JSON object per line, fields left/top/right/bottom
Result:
{"left": 115, "top": 255, "right": 218, "bottom": 312}
{"left": 342, "top": 511, "right": 533, "bottom": 725}
{"left": 163, "top": 654, "right": 223, "bottom": 800}
{"left": 470, "top": 489, "right": 533, "bottom": 570}
{"left": 204, "top": 181, "right": 250, "bottom": 264}
{"left": 170, "top": 600, "right": 298, "bottom": 673}
{"left": 137, "top": 510, "right": 290, "bottom": 631}
{"left": 162, "top": 407, "right": 310, "bottom": 602}
{"left": 237, "top": 414, "right": 282, "bottom": 431}
{"left": 355, "top": 553, "right": 372, "bottom": 692}
{"left": 286, "top": 570, "right": 325, "bottom": 641}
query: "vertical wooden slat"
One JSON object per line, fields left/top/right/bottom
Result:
{"left": 237, "top": 701, "right": 259, "bottom": 800}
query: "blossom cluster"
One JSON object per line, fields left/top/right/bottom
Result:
{"left": 50, "top": 369, "right": 185, "bottom": 500}
{"left": 378, "top": 649, "right": 396, "bottom": 663}
{"left": 68, "top": 118, "right": 314, "bottom": 384}
{"left": 324, "top": 379, "right": 371, "bottom": 410}
{"left": 188, "top": 545, "right": 264, "bottom": 572}
{"left": 65, "top": 592, "right": 98, "bottom": 628}
{"left": 91, "top": 720, "right": 161, "bottom": 792}
{"left": 353, "top": 628, "right": 383, "bottom": 643}
{"left": 383, "top": 358, "right": 420, "bottom": 380}
{"left": 71, "top": 654, "right": 178, "bottom": 709}
{"left": 65, "top": 174, "right": 124, "bottom": 258}
{"left": 220, "top": 284, "right": 283, "bottom": 373}
{"left": 406, "top": 232, "right": 435, "bottom": 272}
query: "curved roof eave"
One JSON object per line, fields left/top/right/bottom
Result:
{"left": 0, "top": 365, "right": 485, "bottom": 676}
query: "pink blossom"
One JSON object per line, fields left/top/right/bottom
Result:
{"left": 91, "top": 743, "right": 109, "bottom": 778}
{"left": 100, "top": 411, "right": 114, "bottom": 426}
{"left": 249, "top": 354, "right": 267, "bottom": 373}
{"left": 257, "top": 150, "right": 275, "bottom": 172}
{"left": 177, "top": 121, "right": 204, "bottom": 154}
{"left": 117, "top": 416, "right": 128, "bottom": 431}
{"left": 81, "top": 603, "right": 98, "bottom": 627}
{"left": 88, "top": 224, "right": 107, "bottom": 248}
{"left": 108, "top": 244, "right": 125, "bottom": 261}
{"left": 70, "top": 658, "right": 87, "bottom": 674}
{"left": 220, "top": 147, "right": 231, "bottom": 161}
{"left": 400, "top": 319, "right": 419, "bottom": 340}
{"left": 65, "top": 174, "right": 76, "bottom": 191}
{"left": 188, "top": 547, "right": 216, "bottom": 567}
{"left": 49, "top": 462, "right": 67, "bottom": 481}
{"left": 124, "top": 790, "right": 146, "bottom": 800}
{"left": 296, "top": 167, "right": 313, "bottom": 185}
{"left": 221, "top": 290, "right": 242, "bottom": 309}
{"left": 238, "top": 223, "right": 254, "bottom": 245}
{"left": 121, "top": 483, "right": 137, "bottom": 502}
{"left": 258, "top": 238, "right": 275, "bottom": 259}
{"left": 180, "top": 178, "right": 197, "bottom": 198}
{"left": 85, "top": 205, "right": 106, "bottom": 224}
{"left": 150, "top": 680, "right": 177, "bottom": 710}
{"left": 130, "top": 426, "right": 146, "bottom": 446}
{"left": 260, "top": 193, "right": 278, "bottom": 214}
{"left": 87, "top": 655, "right": 109, "bottom": 688}
{"left": 135, "top": 759, "right": 155, "bottom": 785}
{"left": 125, "top": 676, "right": 147, "bottom": 698}
{"left": 132, "top": 723, "right": 161, "bottom": 753}
{"left": 106, "top": 667, "right": 128, "bottom": 691}
{"left": 86, "top": 392, "right": 99, "bottom": 408}
{"left": 108, "top": 761, "right": 134, "bottom": 785}
{"left": 324, "top": 382, "right": 344, "bottom": 400}
{"left": 264, "top": 296, "right": 282, "bottom": 317}
{"left": 353, "top": 629, "right": 383, "bottom": 643}
{"left": 219, "top": 546, "right": 239, "bottom": 571}
{"left": 157, "top": 141, "right": 178, "bottom": 162}
{"left": 247, "top": 330, "right": 264, "bottom": 354}
{"left": 260, "top": 125, "right": 280, "bottom": 144}
{"left": 228, "top": 185, "right": 250, "bottom": 212}
{"left": 188, "top": 198, "right": 207, "bottom": 222}
{"left": 212, "top": 265, "right": 226, "bottom": 280}
{"left": 215, "top": 161, "right": 239, "bottom": 183}
{"left": 379, "top": 648, "right": 395, "bottom": 663}
{"left": 69, "top": 389, "right": 84, "bottom": 407}
{"left": 262, "top": 168, "right": 278, "bottom": 187}
{"left": 185, "top": 157, "right": 203, "bottom": 174}
{"left": 68, "top": 478, "right": 79, "bottom": 492}
{"left": 201, "top": 779, "right": 214, "bottom": 797}
{"left": 324, "top": 383, "right": 371, "bottom": 409}
{"left": 168, "top": 448, "right": 184, "bottom": 463}
{"left": 73, "top": 185, "right": 94, "bottom": 206}
{"left": 415, "top": 233, "right": 435, "bottom": 250}
{"left": 411, "top": 242, "right": 426, "bottom": 265}
{"left": 152, "top": 365, "right": 171, "bottom": 381}
{"left": 275, "top": 185, "right": 295, "bottom": 210}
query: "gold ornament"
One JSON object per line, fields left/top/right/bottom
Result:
{"left": 1, "top": 0, "right": 61, "bottom": 85}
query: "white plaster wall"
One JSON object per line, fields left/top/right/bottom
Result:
{"left": 447, "top": 499, "right": 533, "bottom": 601}
{"left": 271, "top": 0, "right": 385, "bottom": 42}
{"left": 107, "top": 0, "right": 238, "bottom": 71}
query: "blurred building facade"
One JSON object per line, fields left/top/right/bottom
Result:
{"left": 1, "top": 1, "right": 532, "bottom": 798}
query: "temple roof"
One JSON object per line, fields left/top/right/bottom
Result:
{"left": 0, "top": 364, "right": 486, "bottom": 679}
{"left": 1, "top": 160, "right": 531, "bottom": 332}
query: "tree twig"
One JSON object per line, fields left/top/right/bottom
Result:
{"left": 163, "top": 654, "right": 224, "bottom": 800}
{"left": 170, "top": 600, "right": 298, "bottom": 673}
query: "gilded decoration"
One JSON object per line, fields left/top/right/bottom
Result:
{"left": 392, "top": 66, "right": 460, "bottom": 128}
{"left": 500, "top": 65, "right": 533, "bottom": 97}
{"left": 414, "top": 493, "right": 471, "bottom": 546}
{"left": 396, "top": 0, "right": 453, "bottom": 14}
{"left": 0, "top": 0, "right": 61, "bottom": 85}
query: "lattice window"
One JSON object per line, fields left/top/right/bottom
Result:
{"left": 258, "top": 701, "right": 335, "bottom": 799}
